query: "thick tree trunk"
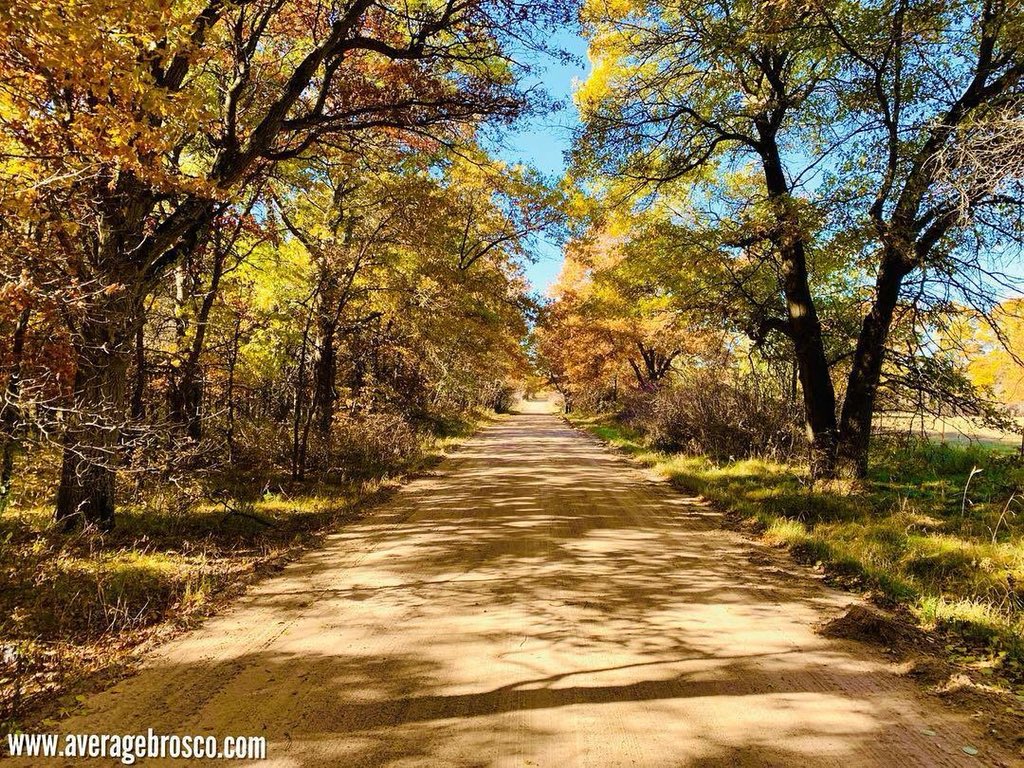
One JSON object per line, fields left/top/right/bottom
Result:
{"left": 1, "top": 307, "right": 31, "bottom": 511}
{"left": 760, "top": 134, "right": 839, "bottom": 477}
{"left": 311, "top": 319, "right": 338, "bottom": 435}
{"left": 55, "top": 333, "right": 132, "bottom": 530}
{"left": 836, "top": 252, "right": 907, "bottom": 477}
{"left": 54, "top": 264, "right": 145, "bottom": 530}
{"left": 782, "top": 244, "right": 839, "bottom": 477}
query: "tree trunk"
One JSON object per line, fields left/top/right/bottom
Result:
{"left": 629, "top": 342, "right": 677, "bottom": 391}
{"left": 168, "top": 241, "right": 224, "bottom": 441}
{"left": 759, "top": 133, "right": 839, "bottom": 477}
{"left": 169, "top": 371, "right": 204, "bottom": 441}
{"left": 226, "top": 315, "right": 242, "bottom": 464}
{"left": 835, "top": 252, "right": 907, "bottom": 477}
{"left": 55, "top": 332, "right": 133, "bottom": 530}
{"left": 784, "top": 252, "right": 839, "bottom": 478}
{"left": 54, "top": 265, "right": 146, "bottom": 530}
{"left": 291, "top": 305, "right": 315, "bottom": 481}
{"left": 1, "top": 307, "right": 31, "bottom": 511}
{"left": 130, "top": 322, "right": 146, "bottom": 422}
{"left": 311, "top": 318, "right": 338, "bottom": 435}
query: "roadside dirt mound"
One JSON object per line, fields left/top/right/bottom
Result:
{"left": 936, "top": 674, "right": 1024, "bottom": 758}
{"left": 821, "top": 605, "right": 1024, "bottom": 761}
{"left": 819, "top": 605, "right": 925, "bottom": 648}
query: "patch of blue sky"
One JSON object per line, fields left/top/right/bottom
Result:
{"left": 483, "top": 27, "right": 590, "bottom": 297}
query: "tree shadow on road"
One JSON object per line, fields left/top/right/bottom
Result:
{"left": 45, "top": 415, "right": 990, "bottom": 767}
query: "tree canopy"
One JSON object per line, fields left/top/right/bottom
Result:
{"left": 0, "top": 0, "right": 569, "bottom": 526}
{"left": 561, "top": 0, "right": 1024, "bottom": 476}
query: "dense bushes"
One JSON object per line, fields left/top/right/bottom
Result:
{"left": 479, "top": 381, "right": 520, "bottom": 414}
{"left": 317, "top": 412, "right": 423, "bottom": 478}
{"left": 624, "top": 372, "right": 804, "bottom": 462}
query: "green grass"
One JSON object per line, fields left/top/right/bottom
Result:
{"left": 877, "top": 412, "right": 1024, "bottom": 451}
{"left": 570, "top": 413, "right": 1024, "bottom": 685}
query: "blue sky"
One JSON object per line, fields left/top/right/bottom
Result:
{"left": 481, "top": 26, "right": 1024, "bottom": 313}
{"left": 489, "top": 29, "right": 590, "bottom": 295}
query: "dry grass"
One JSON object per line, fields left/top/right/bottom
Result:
{"left": 876, "top": 412, "right": 1024, "bottom": 451}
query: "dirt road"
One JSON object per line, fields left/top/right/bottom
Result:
{"left": 30, "top": 405, "right": 1017, "bottom": 766}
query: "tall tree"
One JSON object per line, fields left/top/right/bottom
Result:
{"left": 1, "top": 0, "right": 563, "bottom": 526}
{"left": 574, "top": 0, "right": 1024, "bottom": 476}
{"left": 536, "top": 220, "right": 726, "bottom": 408}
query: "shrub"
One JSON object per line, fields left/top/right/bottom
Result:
{"left": 314, "top": 411, "right": 422, "bottom": 478}
{"left": 627, "top": 372, "right": 804, "bottom": 462}
{"left": 479, "top": 381, "right": 519, "bottom": 414}
{"left": 231, "top": 421, "right": 293, "bottom": 470}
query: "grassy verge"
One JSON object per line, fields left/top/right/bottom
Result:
{"left": 570, "top": 414, "right": 1024, "bottom": 691}
{"left": 0, "top": 413, "right": 492, "bottom": 733}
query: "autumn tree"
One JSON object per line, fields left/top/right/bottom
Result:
{"left": 265, "top": 142, "right": 550, "bottom": 477}
{"left": 0, "top": 0, "right": 566, "bottom": 527}
{"left": 574, "top": 0, "right": 1024, "bottom": 477}
{"left": 958, "top": 298, "right": 1024, "bottom": 409}
{"left": 536, "top": 216, "right": 726, "bottom": 409}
